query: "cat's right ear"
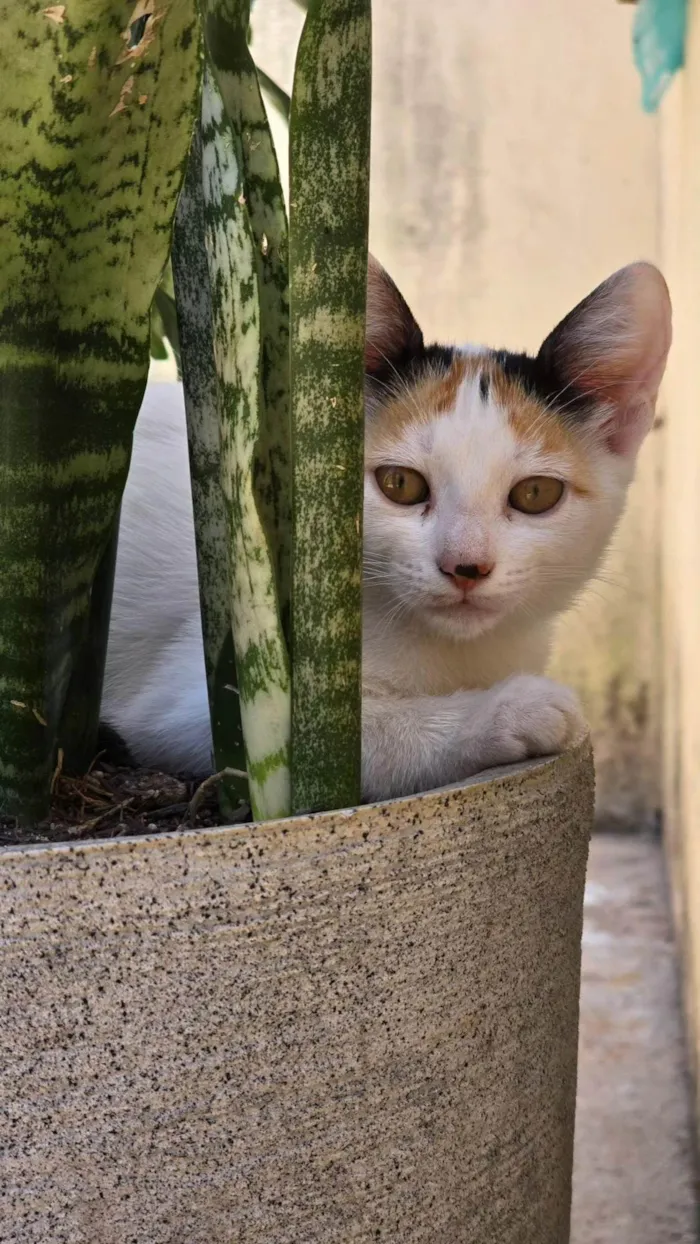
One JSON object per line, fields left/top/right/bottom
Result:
{"left": 537, "top": 262, "right": 672, "bottom": 458}
{"left": 365, "top": 255, "right": 424, "bottom": 378}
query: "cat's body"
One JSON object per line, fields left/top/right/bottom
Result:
{"left": 102, "top": 259, "right": 671, "bottom": 802}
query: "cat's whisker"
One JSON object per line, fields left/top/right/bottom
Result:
{"left": 372, "top": 594, "right": 415, "bottom": 641}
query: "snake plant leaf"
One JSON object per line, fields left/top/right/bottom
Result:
{"left": 192, "top": 58, "right": 291, "bottom": 821}
{"left": 171, "top": 0, "right": 291, "bottom": 820}
{"left": 0, "top": 0, "right": 201, "bottom": 822}
{"left": 58, "top": 519, "right": 120, "bottom": 772}
{"left": 205, "top": 0, "right": 292, "bottom": 631}
{"left": 256, "top": 67, "right": 291, "bottom": 124}
{"left": 172, "top": 127, "right": 250, "bottom": 818}
{"left": 289, "top": 0, "right": 371, "bottom": 813}
{"left": 151, "top": 259, "right": 182, "bottom": 376}
{"left": 150, "top": 308, "right": 170, "bottom": 362}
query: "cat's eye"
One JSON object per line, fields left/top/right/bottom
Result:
{"left": 375, "top": 465, "right": 430, "bottom": 506}
{"left": 508, "top": 476, "right": 564, "bottom": 515}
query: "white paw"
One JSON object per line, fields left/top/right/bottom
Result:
{"left": 484, "top": 674, "right": 587, "bottom": 768}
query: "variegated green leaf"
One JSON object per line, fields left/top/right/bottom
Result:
{"left": 256, "top": 67, "right": 291, "bottom": 124}
{"left": 196, "top": 61, "right": 291, "bottom": 821}
{"left": 0, "top": 0, "right": 201, "bottom": 821}
{"left": 289, "top": 0, "right": 371, "bottom": 813}
{"left": 171, "top": 0, "right": 291, "bottom": 820}
{"left": 150, "top": 308, "right": 170, "bottom": 362}
{"left": 206, "top": 0, "right": 292, "bottom": 629}
{"left": 172, "top": 128, "right": 249, "bottom": 817}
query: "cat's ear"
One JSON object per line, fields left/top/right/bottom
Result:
{"left": 537, "top": 262, "right": 672, "bottom": 457}
{"left": 365, "top": 255, "right": 424, "bottom": 377}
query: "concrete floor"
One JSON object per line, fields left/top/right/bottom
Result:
{"left": 571, "top": 835, "right": 699, "bottom": 1244}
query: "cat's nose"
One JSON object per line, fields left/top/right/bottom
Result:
{"left": 439, "top": 560, "right": 494, "bottom": 589}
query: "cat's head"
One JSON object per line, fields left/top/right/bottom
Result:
{"left": 363, "top": 257, "right": 671, "bottom": 641}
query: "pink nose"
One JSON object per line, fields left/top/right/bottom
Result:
{"left": 439, "top": 561, "right": 494, "bottom": 589}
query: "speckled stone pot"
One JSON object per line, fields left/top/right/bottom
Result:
{"left": 0, "top": 743, "right": 593, "bottom": 1244}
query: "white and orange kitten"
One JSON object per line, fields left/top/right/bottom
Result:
{"left": 102, "top": 258, "right": 671, "bottom": 802}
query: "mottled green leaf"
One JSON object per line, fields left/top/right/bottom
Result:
{"left": 150, "top": 305, "right": 170, "bottom": 362}
{"left": 0, "top": 0, "right": 201, "bottom": 821}
{"left": 289, "top": 0, "right": 371, "bottom": 813}
{"left": 256, "top": 67, "right": 291, "bottom": 123}
{"left": 192, "top": 53, "right": 291, "bottom": 820}
{"left": 170, "top": 0, "right": 292, "bottom": 821}
{"left": 172, "top": 127, "right": 249, "bottom": 817}
{"left": 205, "top": 0, "right": 291, "bottom": 627}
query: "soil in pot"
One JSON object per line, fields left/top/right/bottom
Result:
{"left": 0, "top": 752, "right": 251, "bottom": 847}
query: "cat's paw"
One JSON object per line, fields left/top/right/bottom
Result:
{"left": 483, "top": 674, "right": 586, "bottom": 768}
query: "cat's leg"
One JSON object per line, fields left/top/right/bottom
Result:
{"left": 362, "top": 675, "right": 586, "bottom": 801}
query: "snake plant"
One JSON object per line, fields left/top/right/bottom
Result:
{"left": 2, "top": 0, "right": 371, "bottom": 826}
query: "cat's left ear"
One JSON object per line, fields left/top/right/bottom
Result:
{"left": 537, "top": 262, "right": 672, "bottom": 457}
{"left": 365, "top": 255, "right": 424, "bottom": 377}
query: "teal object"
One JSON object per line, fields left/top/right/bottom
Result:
{"left": 633, "top": 0, "right": 688, "bottom": 113}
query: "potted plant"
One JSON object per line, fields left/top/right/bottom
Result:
{"left": 0, "top": 1, "right": 593, "bottom": 1240}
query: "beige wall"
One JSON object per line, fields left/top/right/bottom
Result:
{"left": 659, "top": 0, "right": 700, "bottom": 1105}
{"left": 254, "top": 0, "right": 662, "bottom": 828}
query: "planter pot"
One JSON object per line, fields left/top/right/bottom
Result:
{"left": 1, "top": 742, "right": 593, "bottom": 1244}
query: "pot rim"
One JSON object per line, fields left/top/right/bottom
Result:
{"left": 0, "top": 738, "right": 591, "bottom": 860}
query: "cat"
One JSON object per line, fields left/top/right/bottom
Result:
{"left": 101, "top": 256, "right": 671, "bottom": 803}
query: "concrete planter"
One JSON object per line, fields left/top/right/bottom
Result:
{"left": 1, "top": 743, "right": 593, "bottom": 1244}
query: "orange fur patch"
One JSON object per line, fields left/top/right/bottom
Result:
{"left": 374, "top": 355, "right": 473, "bottom": 439}
{"left": 491, "top": 365, "right": 594, "bottom": 496}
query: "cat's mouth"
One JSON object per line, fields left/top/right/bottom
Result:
{"left": 424, "top": 592, "right": 506, "bottom": 638}
{"left": 431, "top": 593, "right": 500, "bottom": 616}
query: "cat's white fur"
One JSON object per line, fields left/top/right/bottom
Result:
{"left": 104, "top": 383, "right": 212, "bottom": 775}
{"left": 102, "top": 261, "right": 671, "bottom": 802}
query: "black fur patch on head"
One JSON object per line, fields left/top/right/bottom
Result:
{"left": 491, "top": 348, "right": 594, "bottom": 423}
{"left": 479, "top": 371, "right": 490, "bottom": 402}
{"left": 366, "top": 341, "right": 456, "bottom": 404}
